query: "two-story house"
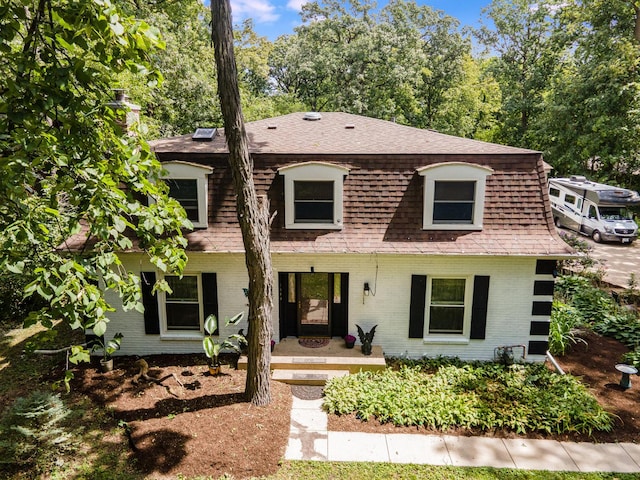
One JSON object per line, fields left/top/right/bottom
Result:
{"left": 106, "top": 112, "right": 571, "bottom": 361}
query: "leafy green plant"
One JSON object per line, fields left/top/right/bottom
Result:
{"left": 622, "top": 348, "right": 640, "bottom": 369}
{"left": 592, "top": 311, "right": 640, "bottom": 349}
{"left": 202, "top": 312, "right": 245, "bottom": 369}
{"left": 323, "top": 360, "right": 613, "bottom": 435}
{"left": 91, "top": 332, "right": 124, "bottom": 362}
{"left": 549, "top": 301, "right": 586, "bottom": 355}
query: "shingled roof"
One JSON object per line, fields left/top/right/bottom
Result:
{"left": 148, "top": 112, "right": 571, "bottom": 257}
{"left": 151, "top": 112, "right": 538, "bottom": 156}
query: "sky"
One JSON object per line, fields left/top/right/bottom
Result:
{"left": 228, "top": 0, "right": 490, "bottom": 40}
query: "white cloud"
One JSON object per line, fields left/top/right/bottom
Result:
{"left": 286, "top": 0, "right": 307, "bottom": 11}
{"left": 231, "top": 0, "right": 279, "bottom": 23}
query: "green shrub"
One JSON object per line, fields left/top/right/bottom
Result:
{"left": 323, "top": 361, "right": 613, "bottom": 435}
{"left": 622, "top": 348, "right": 640, "bottom": 369}
{"left": 0, "top": 273, "right": 46, "bottom": 327}
{"left": 592, "top": 310, "right": 640, "bottom": 350}
{"left": 0, "top": 391, "right": 76, "bottom": 470}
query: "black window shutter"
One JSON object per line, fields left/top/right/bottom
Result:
{"left": 409, "top": 275, "right": 427, "bottom": 338}
{"left": 202, "top": 273, "right": 219, "bottom": 335}
{"left": 141, "top": 271, "right": 160, "bottom": 335}
{"left": 470, "top": 276, "right": 490, "bottom": 339}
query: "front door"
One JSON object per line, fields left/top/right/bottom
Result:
{"left": 298, "top": 273, "right": 330, "bottom": 337}
{"left": 278, "top": 272, "right": 349, "bottom": 339}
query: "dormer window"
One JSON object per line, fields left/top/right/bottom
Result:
{"left": 294, "top": 181, "right": 334, "bottom": 223}
{"left": 161, "top": 161, "right": 213, "bottom": 229}
{"left": 418, "top": 163, "right": 493, "bottom": 230}
{"left": 279, "top": 162, "right": 350, "bottom": 229}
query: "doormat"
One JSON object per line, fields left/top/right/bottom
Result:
{"left": 298, "top": 338, "right": 330, "bottom": 348}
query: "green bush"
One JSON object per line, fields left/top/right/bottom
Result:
{"left": 0, "top": 273, "right": 46, "bottom": 327}
{"left": 323, "top": 361, "right": 613, "bottom": 435}
{"left": 0, "top": 391, "right": 76, "bottom": 470}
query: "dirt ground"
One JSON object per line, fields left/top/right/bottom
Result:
{"left": 330, "top": 330, "right": 640, "bottom": 443}
{"left": 72, "top": 330, "right": 639, "bottom": 479}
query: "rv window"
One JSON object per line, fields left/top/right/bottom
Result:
{"left": 588, "top": 206, "right": 598, "bottom": 219}
{"left": 600, "top": 207, "right": 631, "bottom": 221}
{"left": 549, "top": 187, "right": 560, "bottom": 198}
{"left": 564, "top": 194, "right": 576, "bottom": 205}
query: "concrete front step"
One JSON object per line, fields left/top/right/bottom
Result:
{"left": 270, "top": 355, "right": 386, "bottom": 373}
{"left": 237, "top": 354, "right": 386, "bottom": 374}
{"left": 272, "top": 368, "right": 350, "bottom": 385}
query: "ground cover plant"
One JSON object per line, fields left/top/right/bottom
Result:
{"left": 553, "top": 274, "right": 640, "bottom": 368}
{"left": 323, "top": 360, "right": 613, "bottom": 435}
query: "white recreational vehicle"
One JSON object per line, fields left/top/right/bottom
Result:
{"left": 549, "top": 176, "right": 640, "bottom": 244}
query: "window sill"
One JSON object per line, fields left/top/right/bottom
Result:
{"left": 286, "top": 222, "right": 343, "bottom": 230}
{"left": 160, "top": 333, "right": 202, "bottom": 341}
{"left": 423, "top": 224, "right": 483, "bottom": 231}
{"left": 423, "top": 336, "right": 470, "bottom": 345}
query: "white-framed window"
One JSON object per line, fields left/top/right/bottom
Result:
{"left": 426, "top": 276, "right": 472, "bottom": 339}
{"left": 279, "top": 162, "right": 350, "bottom": 229}
{"left": 418, "top": 162, "right": 493, "bottom": 230}
{"left": 161, "top": 161, "right": 213, "bottom": 229}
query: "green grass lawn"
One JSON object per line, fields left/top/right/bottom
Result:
{"left": 270, "top": 462, "right": 640, "bottom": 480}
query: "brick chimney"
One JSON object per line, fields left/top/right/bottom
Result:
{"left": 107, "top": 89, "right": 141, "bottom": 136}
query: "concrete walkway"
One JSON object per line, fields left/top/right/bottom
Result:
{"left": 285, "top": 395, "right": 640, "bottom": 472}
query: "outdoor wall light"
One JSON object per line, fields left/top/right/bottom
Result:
{"left": 364, "top": 282, "right": 371, "bottom": 296}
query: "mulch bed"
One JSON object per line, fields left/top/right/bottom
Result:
{"left": 73, "top": 354, "right": 291, "bottom": 480}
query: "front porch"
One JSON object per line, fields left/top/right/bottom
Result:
{"left": 237, "top": 337, "right": 387, "bottom": 385}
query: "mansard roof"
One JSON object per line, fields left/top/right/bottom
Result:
{"left": 149, "top": 112, "right": 570, "bottom": 257}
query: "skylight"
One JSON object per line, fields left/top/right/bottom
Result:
{"left": 192, "top": 128, "right": 217, "bottom": 141}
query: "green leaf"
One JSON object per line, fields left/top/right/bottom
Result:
{"left": 7, "top": 261, "right": 25, "bottom": 274}
{"left": 226, "top": 311, "right": 245, "bottom": 326}
{"left": 204, "top": 314, "right": 218, "bottom": 335}
{"left": 93, "top": 320, "right": 108, "bottom": 337}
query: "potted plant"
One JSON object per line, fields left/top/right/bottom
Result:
{"left": 203, "top": 312, "right": 245, "bottom": 375}
{"left": 344, "top": 334, "right": 356, "bottom": 349}
{"left": 92, "top": 333, "right": 123, "bottom": 372}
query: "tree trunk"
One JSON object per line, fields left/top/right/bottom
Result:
{"left": 211, "top": 0, "right": 273, "bottom": 406}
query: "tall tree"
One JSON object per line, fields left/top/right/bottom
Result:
{"left": 475, "top": 0, "right": 563, "bottom": 147}
{"left": 0, "top": 0, "right": 189, "bottom": 376}
{"left": 270, "top": 0, "right": 469, "bottom": 126}
{"left": 432, "top": 56, "right": 502, "bottom": 140}
{"left": 537, "top": 0, "right": 640, "bottom": 186}
{"left": 211, "top": 0, "right": 273, "bottom": 406}
{"left": 115, "top": 0, "right": 222, "bottom": 137}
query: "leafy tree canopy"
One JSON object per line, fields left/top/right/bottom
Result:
{"left": 0, "top": 0, "right": 189, "bottom": 368}
{"left": 270, "top": 0, "right": 470, "bottom": 129}
{"left": 538, "top": 0, "right": 640, "bottom": 187}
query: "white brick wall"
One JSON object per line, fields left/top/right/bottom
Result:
{"left": 106, "top": 252, "right": 545, "bottom": 361}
